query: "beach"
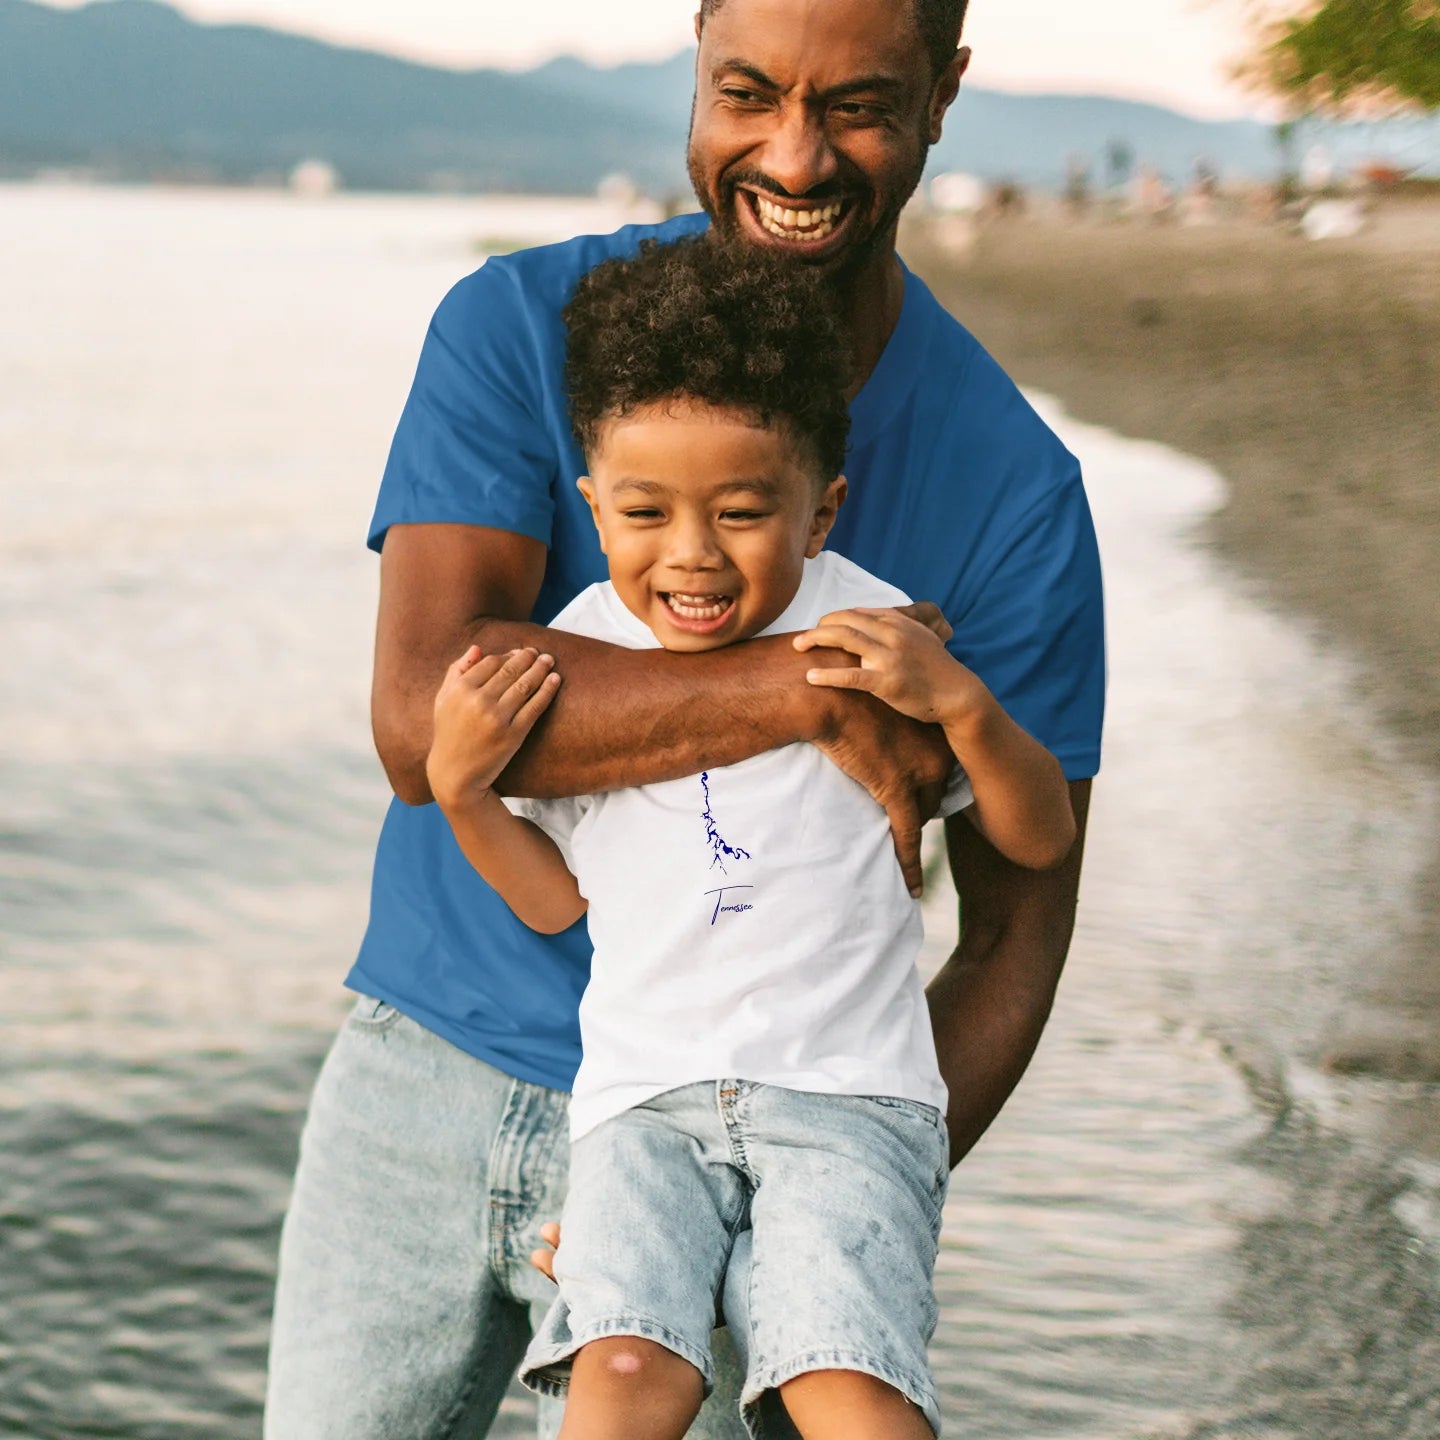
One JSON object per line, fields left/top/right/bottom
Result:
{"left": 908, "top": 197, "right": 1440, "bottom": 1107}
{"left": 3, "top": 182, "right": 1438, "bottom": 1437}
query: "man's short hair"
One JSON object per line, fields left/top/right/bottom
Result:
{"left": 696, "top": 0, "right": 969, "bottom": 81}
{"left": 563, "top": 237, "right": 851, "bottom": 479}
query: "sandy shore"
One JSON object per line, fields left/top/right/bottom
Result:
{"left": 906, "top": 196, "right": 1440, "bottom": 1099}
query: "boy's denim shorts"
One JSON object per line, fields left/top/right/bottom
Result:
{"left": 519, "top": 1079, "right": 949, "bottom": 1437}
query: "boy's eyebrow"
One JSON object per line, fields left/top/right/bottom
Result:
{"left": 712, "top": 478, "right": 783, "bottom": 498}
{"left": 609, "top": 478, "right": 785, "bottom": 499}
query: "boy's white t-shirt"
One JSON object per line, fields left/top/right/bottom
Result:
{"left": 507, "top": 550, "right": 972, "bottom": 1141}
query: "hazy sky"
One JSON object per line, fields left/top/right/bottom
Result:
{"left": 57, "top": 0, "right": 1266, "bottom": 118}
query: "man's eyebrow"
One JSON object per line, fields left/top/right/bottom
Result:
{"left": 710, "top": 61, "right": 907, "bottom": 101}
{"left": 710, "top": 59, "right": 781, "bottom": 91}
{"left": 821, "top": 74, "right": 907, "bottom": 100}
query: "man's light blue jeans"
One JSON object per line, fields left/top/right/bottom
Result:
{"left": 264, "top": 994, "right": 747, "bottom": 1439}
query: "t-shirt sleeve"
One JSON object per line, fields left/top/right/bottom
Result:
{"left": 368, "top": 260, "right": 558, "bottom": 552}
{"left": 937, "top": 765, "right": 973, "bottom": 818}
{"left": 502, "top": 794, "right": 589, "bottom": 875}
{"left": 952, "top": 466, "right": 1106, "bottom": 782}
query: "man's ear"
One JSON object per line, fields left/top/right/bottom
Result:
{"left": 927, "top": 46, "right": 970, "bottom": 144}
{"left": 805, "top": 475, "right": 848, "bottom": 557}
{"left": 694, "top": 8, "right": 703, "bottom": 42}
{"left": 576, "top": 476, "right": 607, "bottom": 555}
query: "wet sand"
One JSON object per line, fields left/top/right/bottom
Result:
{"left": 907, "top": 197, "right": 1440, "bottom": 1107}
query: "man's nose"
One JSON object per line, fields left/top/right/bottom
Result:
{"left": 758, "top": 103, "right": 838, "bottom": 199}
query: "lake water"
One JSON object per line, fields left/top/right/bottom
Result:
{"left": 2, "top": 183, "right": 1438, "bottom": 1439}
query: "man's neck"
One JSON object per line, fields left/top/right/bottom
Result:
{"left": 841, "top": 250, "right": 905, "bottom": 401}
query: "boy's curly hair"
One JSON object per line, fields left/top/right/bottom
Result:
{"left": 563, "top": 238, "right": 851, "bottom": 479}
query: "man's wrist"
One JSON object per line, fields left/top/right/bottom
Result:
{"left": 788, "top": 643, "right": 851, "bottom": 744}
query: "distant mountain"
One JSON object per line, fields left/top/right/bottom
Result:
{"left": 1, "top": 0, "right": 1433, "bottom": 192}
{"left": 0, "top": 0, "right": 688, "bottom": 191}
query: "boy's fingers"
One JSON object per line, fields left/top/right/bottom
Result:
{"left": 793, "top": 623, "right": 885, "bottom": 657}
{"left": 452, "top": 651, "right": 508, "bottom": 690}
{"left": 834, "top": 606, "right": 903, "bottom": 627}
{"left": 530, "top": 1219, "right": 561, "bottom": 1285}
{"left": 803, "top": 666, "right": 877, "bottom": 692}
{"left": 477, "top": 647, "right": 539, "bottom": 698}
{"left": 491, "top": 653, "right": 556, "bottom": 721}
{"left": 442, "top": 648, "right": 475, "bottom": 682}
{"left": 437, "top": 650, "right": 501, "bottom": 705}
{"left": 510, "top": 670, "right": 563, "bottom": 731}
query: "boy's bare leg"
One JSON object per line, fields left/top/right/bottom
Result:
{"left": 556, "top": 1336, "right": 705, "bottom": 1440}
{"left": 779, "top": 1369, "right": 936, "bottom": 1439}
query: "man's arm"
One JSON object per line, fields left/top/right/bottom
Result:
{"left": 927, "top": 778, "right": 1092, "bottom": 1167}
{"left": 371, "top": 523, "right": 956, "bottom": 893}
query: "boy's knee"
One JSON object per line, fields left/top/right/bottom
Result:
{"left": 582, "top": 1335, "right": 693, "bottom": 1382}
{"left": 597, "top": 1338, "right": 649, "bottom": 1377}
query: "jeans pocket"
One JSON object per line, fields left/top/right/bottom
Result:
{"left": 862, "top": 1094, "right": 945, "bottom": 1131}
{"left": 345, "top": 992, "right": 406, "bottom": 1034}
{"left": 860, "top": 1096, "right": 950, "bottom": 1208}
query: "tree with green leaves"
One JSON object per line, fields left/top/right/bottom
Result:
{"left": 1257, "top": 0, "right": 1440, "bottom": 110}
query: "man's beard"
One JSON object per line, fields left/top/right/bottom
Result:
{"left": 685, "top": 137, "right": 930, "bottom": 290}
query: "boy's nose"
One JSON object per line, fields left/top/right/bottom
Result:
{"left": 664, "top": 521, "right": 725, "bottom": 572}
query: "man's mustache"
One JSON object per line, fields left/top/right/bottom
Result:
{"left": 722, "top": 168, "right": 856, "bottom": 204}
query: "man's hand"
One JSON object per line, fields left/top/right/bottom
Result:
{"left": 425, "top": 646, "right": 562, "bottom": 813}
{"left": 891, "top": 600, "right": 953, "bottom": 643}
{"left": 807, "top": 681, "right": 953, "bottom": 897}
{"left": 798, "top": 602, "right": 958, "bottom": 897}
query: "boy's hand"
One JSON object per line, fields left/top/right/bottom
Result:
{"left": 530, "top": 1220, "right": 561, "bottom": 1284}
{"left": 426, "top": 646, "right": 561, "bottom": 811}
{"left": 794, "top": 607, "right": 984, "bottom": 726}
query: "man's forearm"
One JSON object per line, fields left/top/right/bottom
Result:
{"left": 488, "top": 618, "right": 833, "bottom": 798}
{"left": 389, "top": 616, "right": 836, "bottom": 804}
{"left": 928, "top": 780, "right": 1091, "bottom": 1165}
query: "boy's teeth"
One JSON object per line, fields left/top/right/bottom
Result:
{"left": 752, "top": 194, "right": 842, "bottom": 242}
{"left": 666, "top": 592, "right": 732, "bottom": 619}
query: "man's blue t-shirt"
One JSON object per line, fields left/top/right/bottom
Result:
{"left": 351, "top": 213, "right": 1105, "bottom": 1091}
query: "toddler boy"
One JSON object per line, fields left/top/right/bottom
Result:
{"left": 426, "top": 238, "right": 1075, "bottom": 1439}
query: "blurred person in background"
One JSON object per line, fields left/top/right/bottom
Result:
{"left": 263, "top": 1, "right": 1105, "bottom": 1437}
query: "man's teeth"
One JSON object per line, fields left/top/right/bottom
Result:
{"left": 753, "top": 194, "right": 843, "bottom": 241}
{"left": 666, "top": 593, "right": 733, "bottom": 620}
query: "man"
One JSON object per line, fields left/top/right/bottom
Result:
{"left": 264, "top": 1, "right": 1104, "bottom": 1436}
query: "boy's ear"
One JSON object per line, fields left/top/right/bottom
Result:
{"left": 576, "top": 476, "right": 606, "bottom": 554}
{"left": 805, "top": 475, "right": 848, "bottom": 558}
